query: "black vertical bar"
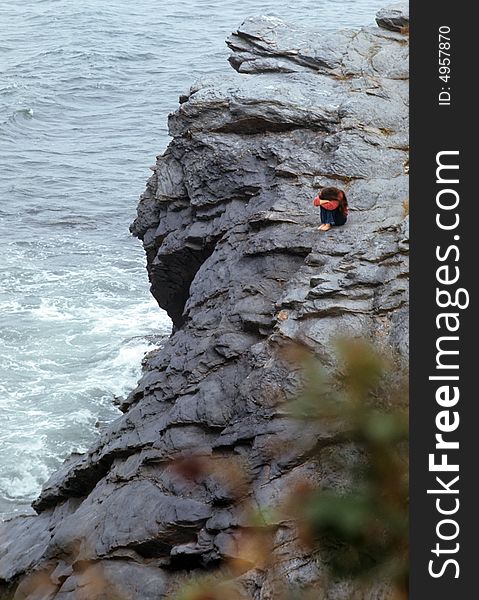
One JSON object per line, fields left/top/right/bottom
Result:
{"left": 410, "top": 0, "right": 475, "bottom": 597}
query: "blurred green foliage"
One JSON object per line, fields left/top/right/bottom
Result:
{"left": 174, "top": 339, "right": 409, "bottom": 600}
{"left": 286, "top": 339, "right": 408, "bottom": 596}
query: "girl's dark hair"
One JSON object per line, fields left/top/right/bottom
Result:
{"left": 319, "top": 186, "right": 348, "bottom": 215}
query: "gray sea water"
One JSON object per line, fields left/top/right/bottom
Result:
{"left": 0, "top": 0, "right": 389, "bottom": 516}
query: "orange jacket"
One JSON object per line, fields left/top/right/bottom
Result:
{"left": 313, "top": 196, "right": 348, "bottom": 215}
{"left": 314, "top": 196, "right": 339, "bottom": 210}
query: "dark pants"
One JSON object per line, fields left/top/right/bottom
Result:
{"left": 320, "top": 207, "right": 347, "bottom": 226}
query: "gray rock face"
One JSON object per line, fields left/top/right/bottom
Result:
{"left": 0, "top": 8, "right": 409, "bottom": 600}
{"left": 376, "top": 3, "right": 409, "bottom": 32}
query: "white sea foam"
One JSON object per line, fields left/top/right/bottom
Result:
{"left": 0, "top": 467, "right": 49, "bottom": 501}
{"left": 31, "top": 300, "right": 72, "bottom": 321}
{"left": 0, "top": 436, "right": 51, "bottom": 502}
{"left": 0, "top": 276, "right": 170, "bottom": 510}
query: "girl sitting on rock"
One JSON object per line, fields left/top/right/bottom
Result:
{"left": 313, "top": 187, "right": 348, "bottom": 231}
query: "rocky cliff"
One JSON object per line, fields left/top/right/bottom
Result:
{"left": 0, "top": 4, "right": 409, "bottom": 599}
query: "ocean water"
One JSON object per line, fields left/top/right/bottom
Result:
{"left": 0, "top": 0, "right": 389, "bottom": 516}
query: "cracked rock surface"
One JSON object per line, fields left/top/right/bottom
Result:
{"left": 0, "top": 4, "right": 409, "bottom": 599}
